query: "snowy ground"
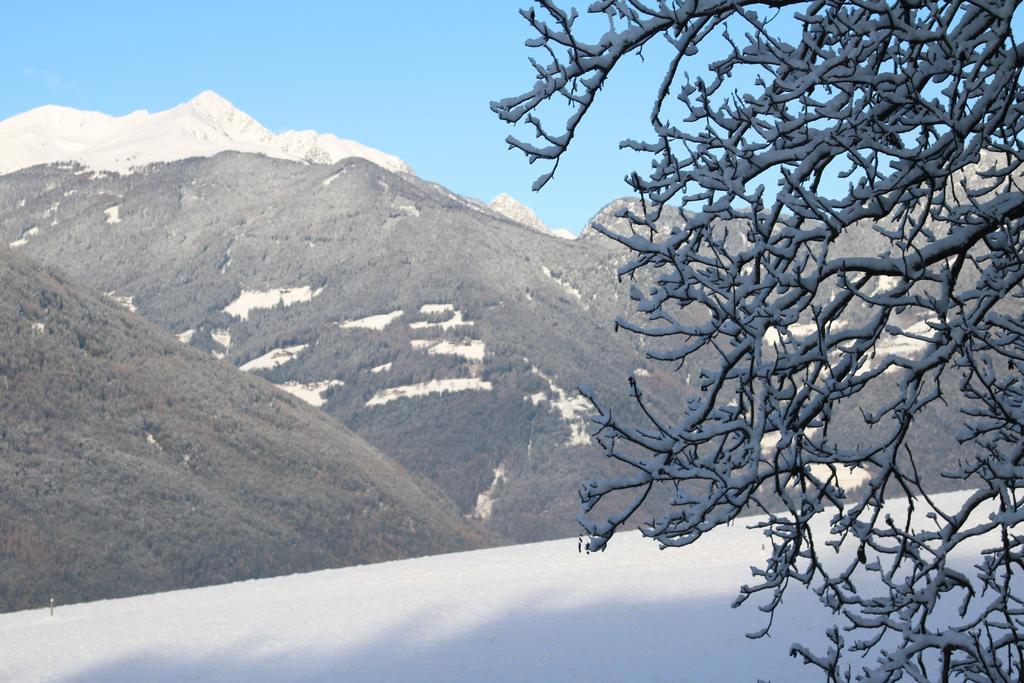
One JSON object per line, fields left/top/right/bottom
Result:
{"left": 0, "top": 490, "right": 981, "bottom": 682}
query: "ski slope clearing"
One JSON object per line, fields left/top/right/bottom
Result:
{"left": 0, "top": 489, "right": 990, "bottom": 682}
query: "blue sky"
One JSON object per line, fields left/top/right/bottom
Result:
{"left": 11, "top": 3, "right": 1003, "bottom": 232}
{"left": 1, "top": 1, "right": 674, "bottom": 233}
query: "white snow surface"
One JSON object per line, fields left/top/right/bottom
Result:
{"left": 426, "top": 340, "right": 486, "bottom": 363}
{"left": 239, "top": 344, "right": 308, "bottom": 372}
{"left": 0, "top": 489, "right": 986, "bottom": 682}
{"left": 223, "top": 286, "right": 321, "bottom": 321}
{"left": 274, "top": 380, "right": 343, "bottom": 407}
{"left": 9, "top": 225, "right": 39, "bottom": 249}
{"left": 103, "top": 205, "right": 121, "bottom": 224}
{"left": 103, "top": 291, "right": 137, "bottom": 313}
{"left": 419, "top": 303, "right": 454, "bottom": 315}
{"left": 471, "top": 463, "right": 507, "bottom": 521}
{"left": 339, "top": 310, "right": 403, "bottom": 331}
{"left": 0, "top": 91, "right": 410, "bottom": 176}
{"left": 366, "top": 377, "right": 493, "bottom": 406}
{"left": 808, "top": 463, "right": 872, "bottom": 491}
{"left": 548, "top": 228, "right": 577, "bottom": 240}
{"left": 275, "top": 128, "right": 411, "bottom": 174}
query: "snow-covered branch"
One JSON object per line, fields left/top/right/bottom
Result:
{"left": 498, "top": 0, "right": 1024, "bottom": 679}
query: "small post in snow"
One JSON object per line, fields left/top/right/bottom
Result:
{"left": 49, "top": 597, "right": 54, "bottom": 616}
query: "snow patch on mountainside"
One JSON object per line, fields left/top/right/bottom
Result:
{"left": 366, "top": 377, "right": 493, "bottom": 406}
{"left": 763, "top": 320, "right": 846, "bottom": 346}
{"left": 224, "top": 286, "right": 321, "bottom": 321}
{"left": 808, "top": 463, "right": 872, "bottom": 491}
{"left": 211, "top": 329, "right": 231, "bottom": 350}
{"left": 321, "top": 169, "right": 345, "bottom": 187}
{"left": 541, "top": 266, "right": 583, "bottom": 302}
{"left": 103, "top": 291, "right": 137, "bottom": 313}
{"left": 239, "top": 344, "right": 308, "bottom": 372}
{"left": 0, "top": 91, "right": 411, "bottom": 176}
{"left": 276, "top": 129, "right": 409, "bottom": 173}
{"left": 427, "top": 340, "right": 486, "bottom": 363}
{"left": 339, "top": 310, "right": 404, "bottom": 331}
{"left": 103, "top": 205, "right": 121, "bottom": 224}
{"left": 274, "top": 380, "right": 343, "bottom": 407}
{"left": 530, "top": 366, "right": 591, "bottom": 446}
{"left": 8, "top": 225, "right": 38, "bottom": 249}
{"left": 471, "top": 463, "right": 507, "bottom": 521}
{"left": 410, "top": 339, "right": 486, "bottom": 362}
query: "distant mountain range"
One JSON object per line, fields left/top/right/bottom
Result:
{"left": 0, "top": 145, "right": 690, "bottom": 543}
{"left": 0, "top": 93, "right": 967, "bottom": 557}
{"left": 0, "top": 91, "right": 411, "bottom": 176}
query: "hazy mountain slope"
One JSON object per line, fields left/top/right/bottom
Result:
{"left": 1, "top": 152, "right": 968, "bottom": 543}
{"left": 0, "top": 91, "right": 410, "bottom": 175}
{"left": 0, "top": 248, "right": 489, "bottom": 613}
{"left": 0, "top": 154, "right": 675, "bottom": 542}
{"left": 577, "top": 196, "right": 974, "bottom": 492}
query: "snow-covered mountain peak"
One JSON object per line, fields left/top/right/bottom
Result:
{"left": 0, "top": 91, "right": 411, "bottom": 175}
{"left": 183, "top": 90, "right": 276, "bottom": 147}
{"left": 489, "top": 193, "right": 575, "bottom": 239}
{"left": 188, "top": 89, "right": 234, "bottom": 111}
{"left": 490, "top": 193, "right": 548, "bottom": 232}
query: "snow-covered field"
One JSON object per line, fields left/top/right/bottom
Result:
{"left": 0, "top": 489, "right": 993, "bottom": 682}
{"left": 0, "top": 518, "right": 862, "bottom": 681}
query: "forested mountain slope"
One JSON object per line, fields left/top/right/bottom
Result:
{"left": 0, "top": 248, "right": 488, "bottom": 612}
{"left": 0, "top": 154, "right": 682, "bottom": 541}
{"left": 0, "top": 155, "right": 967, "bottom": 541}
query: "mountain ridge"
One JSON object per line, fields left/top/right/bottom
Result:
{"left": 0, "top": 153, "right": 658, "bottom": 542}
{"left": 0, "top": 91, "right": 411, "bottom": 176}
{"left": 0, "top": 151, "right": 968, "bottom": 544}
